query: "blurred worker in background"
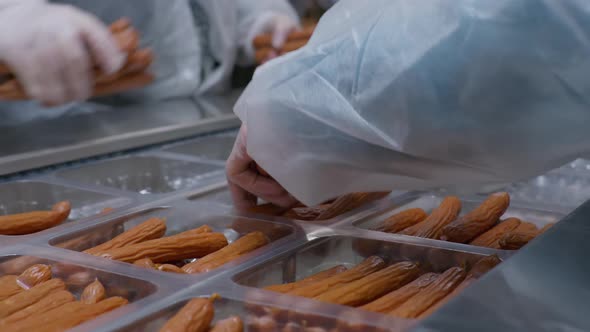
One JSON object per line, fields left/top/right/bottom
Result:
{"left": 0, "top": 0, "right": 125, "bottom": 107}
{"left": 0, "top": 0, "right": 299, "bottom": 123}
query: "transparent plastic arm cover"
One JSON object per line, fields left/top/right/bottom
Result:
{"left": 235, "top": 0, "right": 590, "bottom": 206}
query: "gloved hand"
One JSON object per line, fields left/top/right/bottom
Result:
{"left": 244, "top": 12, "right": 300, "bottom": 64}
{"left": 226, "top": 125, "right": 298, "bottom": 211}
{"left": 0, "top": 0, "right": 125, "bottom": 105}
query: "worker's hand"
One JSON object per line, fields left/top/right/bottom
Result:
{"left": 227, "top": 125, "right": 298, "bottom": 212}
{"left": 245, "top": 12, "right": 300, "bottom": 64}
{"left": 0, "top": 0, "right": 125, "bottom": 105}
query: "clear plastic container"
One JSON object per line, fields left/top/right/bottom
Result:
{"left": 55, "top": 155, "right": 223, "bottom": 195}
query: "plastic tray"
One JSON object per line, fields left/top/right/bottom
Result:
{"left": 55, "top": 155, "right": 223, "bottom": 195}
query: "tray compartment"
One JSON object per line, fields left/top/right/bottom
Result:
{"left": 0, "top": 180, "right": 130, "bottom": 234}
{"left": 233, "top": 236, "right": 495, "bottom": 324}
{"left": 0, "top": 255, "right": 157, "bottom": 299}
{"left": 117, "top": 295, "right": 401, "bottom": 332}
{"left": 235, "top": 235, "right": 489, "bottom": 290}
{"left": 56, "top": 156, "right": 222, "bottom": 194}
{"left": 187, "top": 186, "right": 234, "bottom": 206}
{"left": 354, "top": 192, "right": 564, "bottom": 248}
{"left": 163, "top": 133, "right": 237, "bottom": 161}
{"left": 508, "top": 172, "right": 590, "bottom": 211}
{"left": 51, "top": 204, "right": 295, "bottom": 274}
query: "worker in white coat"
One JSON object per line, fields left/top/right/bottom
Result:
{"left": 227, "top": 0, "right": 590, "bottom": 210}
{"left": 0, "top": 0, "right": 299, "bottom": 123}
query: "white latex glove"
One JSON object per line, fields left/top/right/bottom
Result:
{"left": 244, "top": 12, "right": 300, "bottom": 64}
{"left": 0, "top": 0, "right": 125, "bottom": 105}
{"left": 227, "top": 125, "right": 298, "bottom": 211}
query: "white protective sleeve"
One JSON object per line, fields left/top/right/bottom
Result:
{"left": 235, "top": 0, "right": 590, "bottom": 206}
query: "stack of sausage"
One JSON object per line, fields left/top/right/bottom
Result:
{"left": 253, "top": 24, "right": 315, "bottom": 64}
{"left": 0, "top": 264, "right": 128, "bottom": 332}
{"left": 0, "top": 18, "right": 154, "bottom": 100}
{"left": 250, "top": 192, "right": 390, "bottom": 222}
{"left": 79, "top": 218, "right": 270, "bottom": 274}
{"left": 373, "top": 192, "right": 554, "bottom": 250}
{"left": 259, "top": 255, "right": 500, "bottom": 321}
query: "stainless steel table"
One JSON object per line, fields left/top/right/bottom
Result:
{"left": 0, "top": 92, "right": 241, "bottom": 176}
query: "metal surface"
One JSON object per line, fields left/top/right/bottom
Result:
{"left": 0, "top": 91, "right": 241, "bottom": 176}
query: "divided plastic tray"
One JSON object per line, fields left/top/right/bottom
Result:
{"left": 0, "top": 129, "right": 574, "bottom": 331}
{"left": 352, "top": 191, "right": 564, "bottom": 252}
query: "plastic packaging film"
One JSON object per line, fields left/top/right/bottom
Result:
{"left": 235, "top": 0, "right": 590, "bottom": 206}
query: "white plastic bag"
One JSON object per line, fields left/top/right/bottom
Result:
{"left": 235, "top": 0, "right": 590, "bottom": 206}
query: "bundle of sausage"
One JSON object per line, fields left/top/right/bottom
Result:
{"left": 249, "top": 192, "right": 390, "bottom": 222}
{"left": 253, "top": 24, "right": 315, "bottom": 64}
{"left": 372, "top": 192, "right": 555, "bottom": 250}
{"left": 0, "top": 264, "right": 128, "bottom": 332}
{"left": 0, "top": 18, "right": 154, "bottom": 100}
{"left": 259, "top": 255, "right": 501, "bottom": 321}
{"left": 80, "top": 218, "right": 270, "bottom": 274}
